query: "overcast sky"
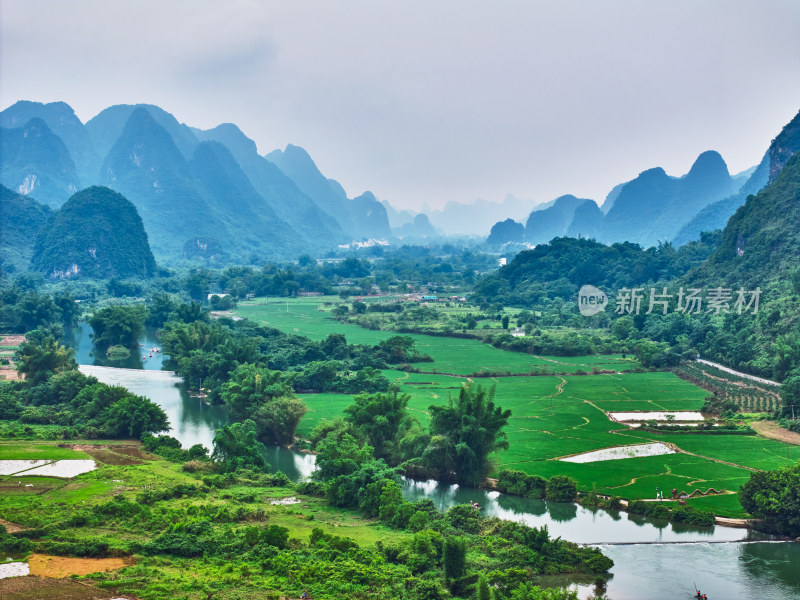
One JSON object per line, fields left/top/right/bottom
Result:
{"left": 2, "top": 0, "right": 799, "bottom": 211}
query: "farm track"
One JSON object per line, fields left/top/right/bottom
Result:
{"left": 695, "top": 359, "right": 780, "bottom": 387}
{"left": 397, "top": 369, "right": 635, "bottom": 378}
{"left": 751, "top": 421, "right": 800, "bottom": 446}
{"left": 0, "top": 517, "right": 27, "bottom": 533}
{"left": 668, "top": 445, "right": 760, "bottom": 472}
{"left": 547, "top": 377, "right": 567, "bottom": 398}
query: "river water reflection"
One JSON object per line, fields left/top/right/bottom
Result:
{"left": 71, "top": 322, "right": 225, "bottom": 450}
{"left": 68, "top": 322, "right": 169, "bottom": 371}
{"left": 69, "top": 324, "right": 800, "bottom": 599}
{"left": 402, "top": 478, "right": 763, "bottom": 545}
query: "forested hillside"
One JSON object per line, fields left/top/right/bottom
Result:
{"left": 0, "top": 184, "right": 50, "bottom": 274}
{"left": 31, "top": 186, "right": 157, "bottom": 279}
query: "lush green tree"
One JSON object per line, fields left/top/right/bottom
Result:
{"left": 545, "top": 475, "right": 578, "bottom": 502}
{"left": 377, "top": 480, "right": 404, "bottom": 524}
{"left": 313, "top": 432, "right": 398, "bottom": 508}
{"left": 633, "top": 339, "right": 680, "bottom": 368}
{"left": 309, "top": 417, "right": 359, "bottom": 449}
{"left": 0, "top": 384, "right": 22, "bottom": 420}
{"left": 72, "top": 382, "right": 168, "bottom": 438}
{"left": 477, "top": 575, "right": 491, "bottom": 600}
{"left": 611, "top": 315, "right": 636, "bottom": 340}
{"left": 402, "top": 529, "right": 441, "bottom": 573}
{"left": 184, "top": 269, "right": 212, "bottom": 301}
{"left": 170, "top": 301, "right": 209, "bottom": 324}
{"left": 220, "top": 363, "right": 294, "bottom": 421}
{"left": 420, "top": 434, "right": 455, "bottom": 481}
{"left": 102, "top": 394, "right": 170, "bottom": 438}
{"left": 442, "top": 536, "right": 467, "bottom": 579}
{"left": 739, "top": 461, "right": 800, "bottom": 536}
{"left": 15, "top": 327, "right": 77, "bottom": 386}
{"left": 779, "top": 373, "right": 800, "bottom": 418}
{"left": 89, "top": 304, "right": 147, "bottom": 348}
{"left": 145, "top": 293, "right": 180, "bottom": 328}
{"left": 408, "top": 510, "right": 430, "bottom": 533}
{"left": 14, "top": 291, "right": 63, "bottom": 332}
{"left": 445, "top": 504, "right": 482, "bottom": 534}
{"left": 313, "top": 432, "right": 375, "bottom": 482}
{"left": 424, "top": 384, "right": 511, "bottom": 485}
{"left": 344, "top": 387, "right": 412, "bottom": 461}
{"left": 252, "top": 396, "right": 307, "bottom": 446}
{"left": 53, "top": 291, "right": 79, "bottom": 328}
{"left": 211, "top": 419, "right": 268, "bottom": 471}
{"left": 292, "top": 360, "right": 340, "bottom": 392}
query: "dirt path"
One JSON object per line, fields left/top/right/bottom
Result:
{"left": 752, "top": 420, "right": 800, "bottom": 445}
{"left": 696, "top": 358, "right": 780, "bottom": 387}
{"left": 546, "top": 377, "right": 567, "bottom": 398}
{"left": 0, "top": 517, "right": 27, "bottom": 533}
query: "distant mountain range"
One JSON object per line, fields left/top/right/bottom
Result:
{"left": 0, "top": 101, "right": 393, "bottom": 264}
{"left": 426, "top": 194, "right": 534, "bottom": 237}
{"left": 477, "top": 118, "right": 800, "bottom": 310}
{"left": 486, "top": 110, "right": 800, "bottom": 250}
{"left": 3, "top": 100, "right": 798, "bottom": 269}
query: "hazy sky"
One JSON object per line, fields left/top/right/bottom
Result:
{"left": 2, "top": 0, "right": 799, "bottom": 211}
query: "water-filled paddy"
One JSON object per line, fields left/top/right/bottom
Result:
{"left": 560, "top": 442, "right": 676, "bottom": 463}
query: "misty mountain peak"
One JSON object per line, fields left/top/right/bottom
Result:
{"left": 686, "top": 150, "right": 730, "bottom": 180}
{"left": 196, "top": 123, "right": 257, "bottom": 156}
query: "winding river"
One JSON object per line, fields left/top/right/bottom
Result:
{"left": 69, "top": 323, "right": 800, "bottom": 600}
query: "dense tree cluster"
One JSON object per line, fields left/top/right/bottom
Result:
{"left": 303, "top": 431, "right": 610, "bottom": 597}
{"left": 4, "top": 332, "right": 168, "bottom": 439}
{"left": 161, "top": 316, "right": 428, "bottom": 402}
{"left": 473, "top": 235, "right": 721, "bottom": 308}
{"left": 739, "top": 461, "right": 800, "bottom": 536}
{"left": 0, "top": 287, "right": 79, "bottom": 333}
{"left": 89, "top": 304, "right": 148, "bottom": 348}
{"left": 422, "top": 384, "right": 512, "bottom": 486}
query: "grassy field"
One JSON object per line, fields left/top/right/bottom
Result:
{"left": 0, "top": 440, "right": 412, "bottom": 600}
{"left": 0, "top": 440, "right": 406, "bottom": 546}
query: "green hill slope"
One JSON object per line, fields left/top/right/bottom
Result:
{"left": 31, "top": 186, "right": 156, "bottom": 279}
{"left": 0, "top": 185, "right": 51, "bottom": 274}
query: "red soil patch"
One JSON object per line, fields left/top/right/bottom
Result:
{"left": 28, "top": 553, "right": 133, "bottom": 578}
{"left": 65, "top": 444, "right": 156, "bottom": 462}
{"left": 0, "top": 335, "right": 25, "bottom": 346}
{"left": 111, "top": 445, "right": 158, "bottom": 460}
{"left": 0, "top": 368, "right": 22, "bottom": 381}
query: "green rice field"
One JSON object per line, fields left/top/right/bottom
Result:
{"left": 234, "top": 297, "right": 638, "bottom": 375}
{"left": 233, "top": 297, "right": 800, "bottom": 518}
